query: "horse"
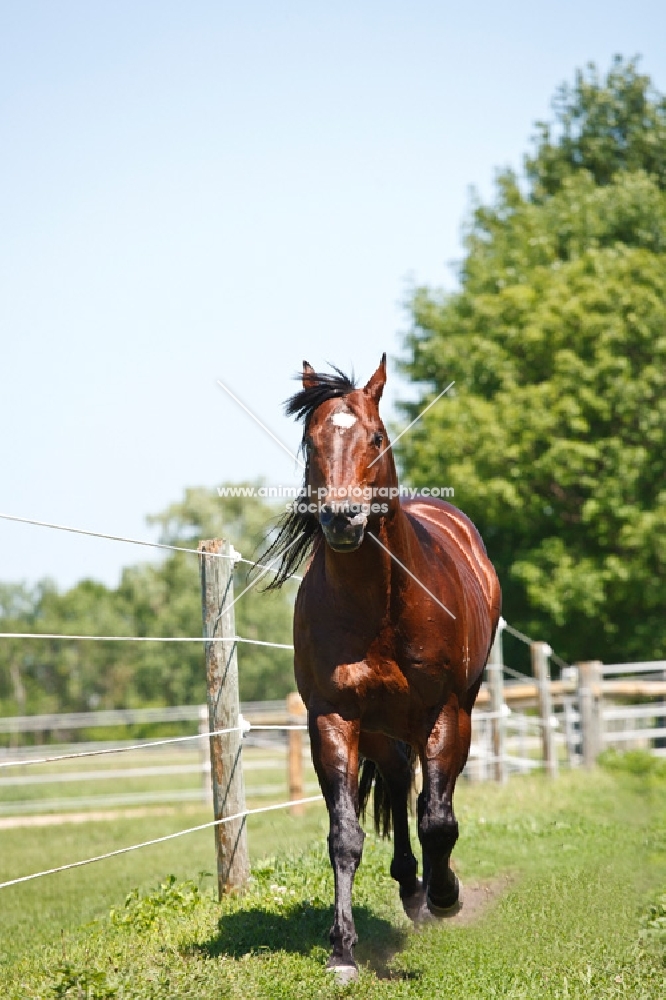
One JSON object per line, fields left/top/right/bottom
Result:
{"left": 265, "top": 355, "right": 501, "bottom": 983}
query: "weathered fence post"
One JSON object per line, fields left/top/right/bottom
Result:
{"left": 199, "top": 539, "right": 249, "bottom": 898}
{"left": 518, "top": 713, "right": 529, "bottom": 772}
{"left": 531, "top": 641, "right": 558, "bottom": 778}
{"left": 487, "top": 622, "right": 506, "bottom": 783}
{"left": 562, "top": 695, "right": 577, "bottom": 768}
{"left": 474, "top": 719, "right": 487, "bottom": 781}
{"left": 286, "top": 692, "right": 306, "bottom": 815}
{"left": 577, "top": 660, "right": 603, "bottom": 768}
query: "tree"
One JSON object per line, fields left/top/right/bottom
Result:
{"left": 527, "top": 56, "right": 666, "bottom": 197}
{"left": 0, "top": 485, "right": 296, "bottom": 720}
{"left": 123, "top": 485, "right": 297, "bottom": 705}
{"left": 398, "top": 58, "right": 666, "bottom": 666}
{"left": 0, "top": 579, "right": 130, "bottom": 718}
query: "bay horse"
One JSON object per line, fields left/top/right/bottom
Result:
{"left": 265, "top": 355, "right": 501, "bottom": 982}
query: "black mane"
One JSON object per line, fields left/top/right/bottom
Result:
{"left": 286, "top": 366, "right": 357, "bottom": 428}
{"left": 260, "top": 365, "right": 356, "bottom": 589}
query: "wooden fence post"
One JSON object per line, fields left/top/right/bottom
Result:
{"left": 518, "top": 713, "right": 528, "bottom": 772}
{"left": 487, "top": 623, "right": 506, "bottom": 783}
{"left": 480, "top": 718, "right": 489, "bottom": 781}
{"left": 286, "top": 692, "right": 306, "bottom": 815}
{"left": 199, "top": 539, "right": 249, "bottom": 898}
{"left": 531, "top": 641, "right": 558, "bottom": 778}
{"left": 562, "top": 696, "right": 577, "bottom": 768}
{"left": 577, "top": 660, "right": 603, "bottom": 768}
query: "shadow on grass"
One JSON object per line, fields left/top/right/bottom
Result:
{"left": 197, "top": 901, "right": 418, "bottom": 980}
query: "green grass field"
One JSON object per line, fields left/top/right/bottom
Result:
{"left": 1, "top": 761, "right": 665, "bottom": 998}
{"left": 0, "top": 742, "right": 321, "bottom": 969}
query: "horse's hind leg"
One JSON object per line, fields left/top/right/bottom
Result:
{"left": 418, "top": 697, "right": 463, "bottom": 916}
{"left": 359, "top": 733, "right": 422, "bottom": 920}
{"left": 309, "top": 708, "right": 364, "bottom": 983}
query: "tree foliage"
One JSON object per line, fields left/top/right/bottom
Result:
{"left": 0, "top": 486, "right": 296, "bottom": 718}
{"left": 399, "top": 58, "right": 666, "bottom": 665}
{"left": 527, "top": 56, "right": 666, "bottom": 197}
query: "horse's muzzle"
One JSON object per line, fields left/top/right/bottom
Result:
{"left": 319, "top": 504, "right": 367, "bottom": 552}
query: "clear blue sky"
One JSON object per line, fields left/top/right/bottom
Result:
{"left": 1, "top": 1, "right": 665, "bottom": 589}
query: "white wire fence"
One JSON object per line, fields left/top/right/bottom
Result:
{"left": 0, "top": 511, "right": 318, "bottom": 889}
{"left": 0, "top": 697, "right": 319, "bottom": 879}
{"left": 0, "top": 796, "right": 323, "bottom": 890}
{"left": 1, "top": 508, "right": 664, "bottom": 891}
{"left": 0, "top": 511, "right": 302, "bottom": 579}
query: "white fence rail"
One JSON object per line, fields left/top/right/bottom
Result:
{"left": 0, "top": 705, "right": 202, "bottom": 733}
{"left": 3, "top": 657, "right": 664, "bottom": 819}
{"left": 464, "top": 643, "right": 666, "bottom": 780}
{"left": 0, "top": 699, "right": 313, "bottom": 818}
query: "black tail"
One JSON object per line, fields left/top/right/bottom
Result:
{"left": 358, "top": 759, "right": 392, "bottom": 838}
{"left": 358, "top": 746, "right": 417, "bottom": 839}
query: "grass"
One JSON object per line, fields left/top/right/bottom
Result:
{"left": 0, "top": 802, "right": 328, "bottom": 967}
{"left": 1, "top": 765, "right": 665, "bottom": 998}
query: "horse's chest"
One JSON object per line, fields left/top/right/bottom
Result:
{"left": 306, "top": 637, "right": 448, "bottom": 714}
{"left": 295, "top": 583, "right": 456, "bottom": 709}
{"left": 327, "top": 656, "right": 409, "bottom": 701}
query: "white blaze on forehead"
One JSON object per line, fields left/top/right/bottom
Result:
{"left": 330, "top": 412, "right": 357, "bottom": 430}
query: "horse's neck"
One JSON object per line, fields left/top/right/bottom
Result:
{"left": 321, "top": 507, "right": 417, "bottom": 612}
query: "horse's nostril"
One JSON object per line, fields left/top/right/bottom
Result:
{"left": 320, "top": 504, "right": 355, "bottom": 528}
{"left": 320, "top": 505, "right": 335, "bottom": 527}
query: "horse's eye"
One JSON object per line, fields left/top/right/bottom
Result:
{"left": 372, "top": 432, "right": 384, "bottom": 448}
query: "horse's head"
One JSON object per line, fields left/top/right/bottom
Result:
{"left": 297, "top": 355, "right": 395, "bottom": 553}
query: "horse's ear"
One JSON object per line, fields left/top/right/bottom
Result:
{"left": 363, "top": 353, "right": 387, "bottom": 404}
{"left": 302, "top": 361, "right": 317, "bottom": 389}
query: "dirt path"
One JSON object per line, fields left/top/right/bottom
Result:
{"left": 359, "top": 875, "right": 514, "bottom": 980}
{"left": 450, "top": 875, "right": 513, "bottom": 925}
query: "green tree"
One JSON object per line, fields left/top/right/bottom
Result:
{"left": 121, "top": 485, "right": 297, "bottom": 705}
{"left": 0, "top": 579, "right": 131, "bottom": 718}
{"left": 399, "top": 58, "right": 666, "bottom": 666}
{"left": 0, "top": 485, "right": 296, "bottom": 719}
{"left": 527, "top": 56, "right": 666, "bottom": 197}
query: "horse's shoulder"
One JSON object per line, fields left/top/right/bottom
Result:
{"left": 402, "top": 498, "right": 500, "bottom": 618}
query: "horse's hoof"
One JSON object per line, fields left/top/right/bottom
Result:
{"left": 326, "top": 960, "right": 359, "bottom": 985}
{"left": 427, "top": 876, "right": 463, "bottom": 918}
{"left": 401, "top": 878, "right": 429, "bottom": 924}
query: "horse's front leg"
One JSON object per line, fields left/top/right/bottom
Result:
{"left": 418, "top": 697, "right": 463, "bottom": 917}
{"left": 310, "top": 708, "right": 364, "bottom": 983}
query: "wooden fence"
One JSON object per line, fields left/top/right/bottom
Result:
{"left": 2, "top": 656, "right": 663, "bottom": 810}
{"left": 1, "top": 541, "right": 664, "bottom": 896}
{"left": 467, "top": 631, "right": 666, "bottom": 781}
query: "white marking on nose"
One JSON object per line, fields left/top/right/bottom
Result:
{"left": 330, "top": 412, "right": 357, "bottom": 429}
{"left": 348, "top": 510, "right": 368, "bottom": 527}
